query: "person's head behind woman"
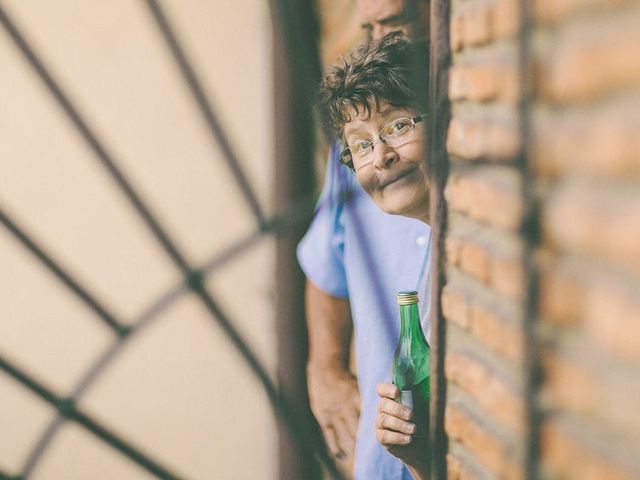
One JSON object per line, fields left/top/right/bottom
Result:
{"left": 318, "top": 32, "right": 431, "bottom": 223}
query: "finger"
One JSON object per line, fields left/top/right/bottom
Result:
{"left": 333, "top": 418, "right": 355, "bottom": 457}
{"left": 377, "top": 397, "right": 413, "bottom": 421}
{"left": 344, "top": 407, "right": 360, "bottom": 439}
{"left": 376, "top": 412, "right": 416, "bottom": 435}
{"left": 376, "top": 428, "right": 412, "bottom": 446}
{"left": 352, "top": 391, "right": 362, "bottom": 414}
{"left": 376, "top": 382, "right": 400, "bottom": 400}
{"left": 321, "top": 424, "right": 344, "bottom": 459}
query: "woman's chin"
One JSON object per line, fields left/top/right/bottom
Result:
{"left": 378, "top": 189, "right": 429, "bottom": 219}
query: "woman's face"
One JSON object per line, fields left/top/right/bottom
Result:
{"left": 343, "top": 102, "right": 430, "bottom": 223}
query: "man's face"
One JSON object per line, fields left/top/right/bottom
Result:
{"left": 356, "top": 0, "right": 428, "bottom": 40}
{"left": 343, "top": 102, "right": 430, "bottom": 221}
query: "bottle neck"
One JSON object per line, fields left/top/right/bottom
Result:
{"left": 399, "top": 302, "right": 421, "bottom": 338}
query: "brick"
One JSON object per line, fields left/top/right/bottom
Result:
{"left": 447, "top": 118, "right": 485, "bottom": 160}
{"left": 317, "top": 0, "right": 363, "bottom": 68}
{"left": 486, "top": 119, "right": 520, "bottom": 160}
{"left": 442, "top": 284, "right": 471, "bottom": 329}
{"left": 585, "top": 277, "right": 640, "bottom": 363}
{"left": 447, "top": 116, "right": 520, "bottom": 162}
{"left": 459, "top": 238, "right": 491, "bottom": 283}
{"left": 492, "top": 0, "right": 520, "bottom": 38}
{"left": 445, "top": 402, "right": 525, "bottom": 479}
{"left": 542, "top": 350, "right": 640, "bottom": 437}
{"left": 451, "top": 235, "right": 525, "bottom": 299}
{"left": 447, "top": 453, "right": 463, "bottom": 480}
{"left": 541, "top": 419, "right": 639, "bottom": 480}
{"left": 449, "top": 60, "right": 519, "bottom": 104}
{"left": 446, "top": 168, "right": 524, "bottom": 231}
{"left": 449, "top": 65, "right": 469, "bottom": 101}
{"left": 472, "top": 65, "right": 501, "bottom": 102}
{"left": 451, "top": 13, "right": 465, "bottom": 52}
{"left": 452, "top": 0, "right": 520, "bottom": 50}
{"left": 540, "top": 7, "right": 640, "bottom": 104}
{"left": 538, "top": 263, "right": 586, "bottom": 327}
{"left": 534, "top": 0, "right": 634, "bottom": 24}
{"left": 541, "top": 351, "right": 598, "bottom": 416}
{"left": 463, "top": 0, "right": 493, "bottom": 46}
{"left": 542, "top": 181, "right": 640, "bottom": 271}
{"left": 446, "top": 235, "right": 463, "bottom": 267}
{"left": 446, "top": 351, "right": 526, "bottom": 434}
{"left": 470, "top": 302, "right": 524, "bottom": 363}
{"left": 489, "top": 250, "right": 525, "bottom": 300}
{"left": 533, "top": 105, "right": 640, "bottom": 179}
{"left": 447, "top": 452, "right": 487, "bottom": 480}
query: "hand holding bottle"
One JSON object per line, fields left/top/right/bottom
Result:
{"left": 375, "top": 382, "right": 430, "bottom": 478}
{"left": 374, "top": 290, "right": 431, "bottom": 479}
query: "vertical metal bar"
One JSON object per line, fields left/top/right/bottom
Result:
{"left": 269, "top": 0, "right": 331, "bottom": 479}
{"left": 428, "top": 0, "right": 452, "bottom": 477}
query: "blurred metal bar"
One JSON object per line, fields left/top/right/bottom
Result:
{"left": 428, "top": 0, "right": 452, "bottom": 477}
{"left": 517, "top": 0, "right": 540, "bottom": 478}
{"left": 0, "top": 3, "right": 340, "bottom": 478}
{"left": 0, "top": 2, "right": 191, "bottom": 273}
{"left": 20, "top": 282, "right": 186, "bottom": 478}
{"left": 20, "top": 228, "right": 265, "bottom": 477}
{"left": 0, "top": 465, "right": 14, "bottom": 479}
{"left": 0, "top": 205, "right": 125, "bottom": 335}
{"left": 143, "top": 0, "right": 268, "bottom": 231}
{"left": 0, "top": 354, "right": 184, "bottom": 480}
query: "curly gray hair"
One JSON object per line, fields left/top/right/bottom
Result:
{"left": 318, "top": 32, "right": 430, "bottom": 139}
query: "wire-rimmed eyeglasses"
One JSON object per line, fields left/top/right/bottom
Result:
{"left": 339, "top": 114, "right": 426, "bottom": 171}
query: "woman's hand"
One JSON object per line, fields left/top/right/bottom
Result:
{"left": 375, "top": 383, "right": 430, "bottom": 479}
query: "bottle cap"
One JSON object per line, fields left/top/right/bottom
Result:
{"left": 397, "top": 290, "right": 419, "bottom": 305}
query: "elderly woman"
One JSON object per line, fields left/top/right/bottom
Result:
{"left": 318, "top": 32, "right": 432, "bottom": 479}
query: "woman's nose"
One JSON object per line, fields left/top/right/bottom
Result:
{"left": 372, "top": 142, "right": 398, "bottom": 170}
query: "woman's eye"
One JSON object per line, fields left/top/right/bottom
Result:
{"left": 393, "top": 120, "right": 409, "bottom": 131}
{"left": 353, "top": 141, "right": 371, "bottom": 153}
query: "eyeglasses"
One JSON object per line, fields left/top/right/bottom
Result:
{"left": 340, "top": 115, "right": 425, "bottom": 171}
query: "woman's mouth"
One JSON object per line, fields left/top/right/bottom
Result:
{"left": 379, "top": 166, "right": 419, "bottom": 189}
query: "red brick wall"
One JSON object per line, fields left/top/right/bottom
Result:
{"left": 441, "top": 0, "right": 640, "bottom": 478}
{"left": 534, "top": 0, "right": 640, "bottom": 478}
{"left": 443, "top": 0, "right": 527, "bottom": 478}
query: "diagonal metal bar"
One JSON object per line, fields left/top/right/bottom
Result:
{"left": 0, "top": 354, "right": 185, "bottom": 480}
{"left": 187, "top": 282, "right": 342, "bottom": 480}
{"left": 0, "top": 205, "right": 125, "bottom": 335}
{"left": 143, "top": 0, "right": 268, "bottom": 231}
{"left": 20, "top": 185, "right": 321, "bottom": 478}
{"left": 1, "top": 2, "right": 339, "bottom": 477}
{"left": 0, "top": 2, "right": 190, "bottom": 273}
{"left": 20, "top": 233, "right": 261, "bottom": 477}
{"left": 0, "top": 466, "right": 14, "bottom": 479}
{"left": 19, "top": 281, "right": 186, "bottom": 479}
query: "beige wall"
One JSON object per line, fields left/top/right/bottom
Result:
{"left": 0, "top": 1, "right": 276, "bottom": 478}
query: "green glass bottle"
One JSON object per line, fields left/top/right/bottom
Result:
{"left": 393, "top": 290, "right": 430, "bottom": 436}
